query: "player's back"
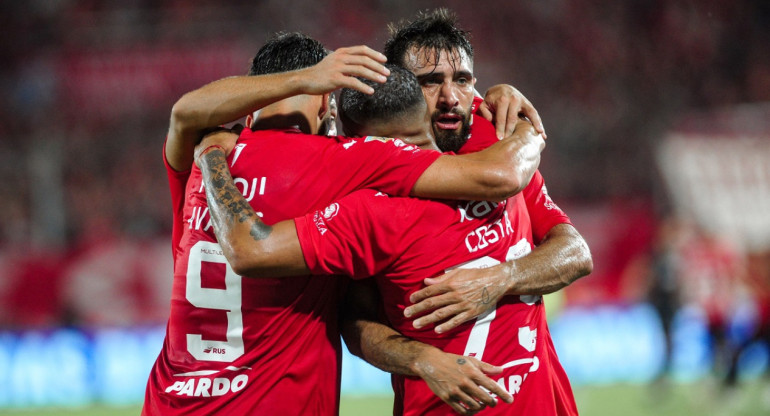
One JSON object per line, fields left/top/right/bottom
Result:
{"left": 296, "top": 179, "right": 576, "bottom": 415}
{"left": 145, "top": 127, "right": 439, "bottom": 416}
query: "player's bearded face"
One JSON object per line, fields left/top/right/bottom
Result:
{"left": 431, "top": 106, "right": 471, "bottom": 153}
{"left": 405, "top": 47, "right": 475, "bottom": 153}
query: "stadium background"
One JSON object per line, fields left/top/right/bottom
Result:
{"left": 1, "top": 0, "right": 769, "bottom": 414}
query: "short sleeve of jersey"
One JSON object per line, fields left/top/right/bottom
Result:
{"left": 294, "top": 190, "right": 412, "bottom": 279}
{"left": 326, "top": 137, "right": 441, "bottom": 197}
{"left": 523, "top": 170, "right": 572, "bottom": 244}
{"left": 163, "top": 140, "right": 191, "bottom": 255}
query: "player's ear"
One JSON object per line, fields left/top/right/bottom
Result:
{"left": 245, "top": 114, "right": 254, "bottom": 128}
{"left": 319, "top": 92, "right": 331, "bottom": 119}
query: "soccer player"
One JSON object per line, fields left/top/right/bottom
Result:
{"left": 144, "top": 32, "right": 545, "bottom": 415}
{"left": 194, "top": 10, "right": 593, "bottom": 414}
{"left": 379, "top": 8, "right": 591, "bottom": 337}
{"left": 193, "top": 81, "right": 585, "bottom": 415}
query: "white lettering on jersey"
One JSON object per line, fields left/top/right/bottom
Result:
{"left": 459, "top": 201, "right": 500, "bottom": 222}
{"left": 313, "top": 211, "right": 328, "bottom": 235}
{"left": 188, "top": 206, "right": 213, "bottom": 231}
{"left": 541, "top": 184, "right": 559, "bottom": 211}
{"left": 197, "top": 176, "right": 266, "bottom": 201}
{"left": 233, "top": 177, "right": 266, "bottom": 202}
{"left": 464, "top": 210, "right": 513, "bottom": 253}
{"left": 164, "top": 374, "right": 249, "bottom": 397}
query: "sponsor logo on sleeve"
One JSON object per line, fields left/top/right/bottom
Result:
{"left": 541, "top": 185, "right": 559, "bottom": 211}
{"left": 313, "top": 203, "right": 340, "bottom": 235}
{"left": 323, "top": 203, "right": 339, "bottom": 220}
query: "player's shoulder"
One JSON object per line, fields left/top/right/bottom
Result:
{"left": 336, "top": 189, "right": 435, "bottom": 218}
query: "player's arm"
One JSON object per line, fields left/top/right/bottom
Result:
{"left": 196, "top": 143, "right": 309, "bottom": 277}
{"left": 412, "top": 118, "right": 544, "bottom": 202}
{"left": 476, "top": 84, "right": 546, "bottom": 140}
{"left": 165, "top": 45, "right": 390, "bottom": 171}
{"left": 340, "top": 280, "right": 512, "bottom": 415}
{"left": 405, "top": 223, "right": 592, "bottom": 333}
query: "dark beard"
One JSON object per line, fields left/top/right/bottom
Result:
{"left": 433, "top": 112, "right": 472, "bottom": 153}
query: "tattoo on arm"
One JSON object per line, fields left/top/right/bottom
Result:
{"left": 199, "top": 149, "right": 272, "bottom": 242}
{"left": 456, "top": 358, "right": 466, "bottom": 365}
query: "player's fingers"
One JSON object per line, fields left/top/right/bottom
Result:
{"left": 342, "top": 45, "right": 388, "bottom": 63}
{"left": 475, "top": 374, "right": 512, "bottom": 404}
{"left": 408, "top": 282, "right": 449, "bottom": 304}
{"left": 344, "top": 67, "right": 388, "bottom": 85}
{"left": 405, "top": 292, "right": 454, "bottom": 319}
{"left": 453, "top": 391, "right": 484, "bottom": 413}
{"left": 475, "top": 359, "right": 504, "bottom": 376}
{"left": 448, "top": 401, "right": 472, "bottom": 415}
{"left": 337, "top": 63, "right": 388, "bottom": 86}
{"left": 336, "top": 77, "right": 375, "bottom": 95}
{"left": 423, "top": 272, "right": 453, "bottom": 287}
{"left": 494, "top": 97, "right": 510, "bottom": 140}
{"left": 414, "top": 304, "right": 464, "bottom": 330}
{"left": 341, "top": 54, "right": 390, "bottom": 77}
{"left": 477, "top": 102, "right": 494, "bottom": 122}
{"left": 435, "top": 311, "right": 474, "bottom": 333}
{"left": 505, "top": 101, "right": 519, "bottom": 138}
{"left": 519, "top": 99, "right": 546, "bottom": 139}
{"left": 461, "top": 383, "right": 496, "bottom": 409}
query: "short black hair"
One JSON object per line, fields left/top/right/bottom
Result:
{"left": 384, "top": 8, "right": 473, "bottom": 68}
{"left": 248, "top": 32, "right": 327, "bottom": 76}
{"left": 339, "top": 64, "right": 424, "bottom": 128}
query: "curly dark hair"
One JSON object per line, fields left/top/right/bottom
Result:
{"left": 384, "top": 8, "right": 473, "bottom": 69}
{"left": 248, "top": 32, "right": 328, "bottom": 76}
{"left": 339, "top": 64, "right": 424, "bottom": 129}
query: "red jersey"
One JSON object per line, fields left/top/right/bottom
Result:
{"left": 144, "top": 128, "right": 440, "bottom": 416}
{"left": 295, "top": 180, "right": 576, "bottom": 415}
{"left": 296, "top": 116, "right": 577, "bottom": 415}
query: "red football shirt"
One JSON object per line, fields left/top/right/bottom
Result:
{"left": 144, "top": 128, "right": 440, "bottom": 416}
{"left": 296, "top": 116, "right": 578, "bottom": 415}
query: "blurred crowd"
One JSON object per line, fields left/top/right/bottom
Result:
{"left": 0, "top": 0, "right": 768, "bottom": 367}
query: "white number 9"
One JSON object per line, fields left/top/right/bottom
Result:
{"left": 185, "top": 241, "right": 245, "bottom": 362}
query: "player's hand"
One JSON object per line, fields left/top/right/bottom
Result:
{"left": 405, "top": 264, "right": 511, "bottom": 333}
{"left": 194, "top": 129, "right": 238, "bottom": 168}
{"left": 414, "top": 348, "right": 512, "bottom": 415}
{"left": 477, "top": 84, "right": 546, "bottom": 140}
{"left": 300, "top": 45, "right": 390, "bottom": 95}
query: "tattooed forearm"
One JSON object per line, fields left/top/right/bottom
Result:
{"left": 198, "top": 148, "right": 272, "bottom": 242}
